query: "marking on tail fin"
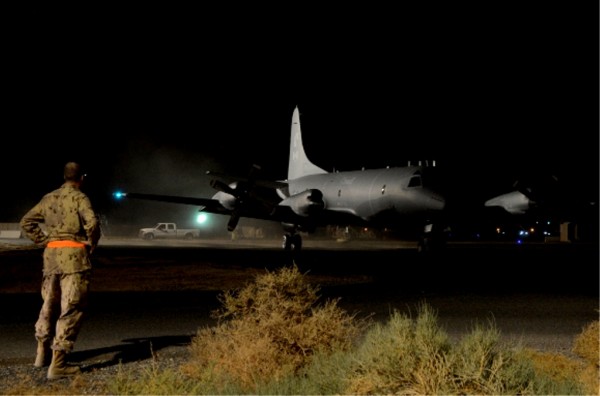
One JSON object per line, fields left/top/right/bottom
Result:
{"left": 288, "top": 106, "right": 327, "bottom": 180}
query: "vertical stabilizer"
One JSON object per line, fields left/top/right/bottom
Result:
{"left": 288, "top": 106, "right": 327, "bottom": 180}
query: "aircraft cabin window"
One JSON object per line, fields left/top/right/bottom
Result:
{"left": 408, "top": 174, "right": 422, "bottom": 188}
{"left": 338, "top": 189, "right": 341, "bottom": 197}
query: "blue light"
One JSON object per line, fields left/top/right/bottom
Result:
{"left": 113, "top": 191, "right": 126, "bottom": 200}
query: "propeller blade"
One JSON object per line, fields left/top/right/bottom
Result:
{"left": 227, "top": 212, "right": 240, "bottom": 231}
{"left": 210, "top": 179, "right": 238, "bottom": 196}
{"left": 512, "top": 180, "right": 536, "bottom": 201}
{"left": 211, "top": 164, "right": 265, "bottom": 233}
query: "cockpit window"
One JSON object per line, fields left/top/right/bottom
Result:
{"left": 407, "top": 172, "right": 422, "bottom": 188}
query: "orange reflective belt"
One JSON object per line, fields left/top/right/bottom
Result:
{"left": 47, "top": 240, "right": 86, "bottom": 248}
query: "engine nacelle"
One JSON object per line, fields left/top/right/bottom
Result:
{"left": 279, "top": 189, "right": 324, "bottom": 217}
{"left": 484, "top": 190, "right": 533, "bottom": 215}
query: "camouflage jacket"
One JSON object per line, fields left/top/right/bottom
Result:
{"left": 20, "top": 183, "right": 101, "bottom": 274}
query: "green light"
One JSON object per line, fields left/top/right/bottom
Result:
{"left": 196, "top": 213, "right": 208, "bottom": 224}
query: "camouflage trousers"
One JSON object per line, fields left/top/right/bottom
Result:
{"left": 35, "top": 271, "right": 90, "bottom": 352}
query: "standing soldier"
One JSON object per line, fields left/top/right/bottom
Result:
{"left": 20, "top": 161, "right": 101, "bottom": 380}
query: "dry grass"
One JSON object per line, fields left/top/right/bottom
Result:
{"left": 345, "top": 305, "right": 533, "bottom": 395}
{"left": 573, "top": 319, "right": 599, "bottom": 367}
{"left": 572, "top": 319, "right": 600, "bottom": 395}
{"left": 182, "top": 263, "right": 367, "bottom": 393}
{"left": 1, "top": 371, "right": 109, "bottom": 395}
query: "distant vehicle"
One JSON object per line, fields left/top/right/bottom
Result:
{"left": 138, "top": 222, "right": 200, "bottom": 240}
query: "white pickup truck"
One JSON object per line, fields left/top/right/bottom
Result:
{"left": 138, "top": 222, "right": 201, "bottom": 240}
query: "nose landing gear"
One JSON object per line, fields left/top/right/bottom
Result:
{"left": 417, "top": 223, "right": 448, "bottom": 253}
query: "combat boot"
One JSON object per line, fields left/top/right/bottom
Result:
{"left": 34, "top": 340, "right": 51, "bottom": 368}
{"left": 47, "top": 350, "right": 80, "bottom": 380}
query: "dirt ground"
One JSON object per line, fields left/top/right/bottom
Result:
{"left": 0, "top": 239, "right": 375, "bottom": 294}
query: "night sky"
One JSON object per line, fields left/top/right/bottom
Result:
{"left": 2, "top": 6, "right": 597, "bottom": 229}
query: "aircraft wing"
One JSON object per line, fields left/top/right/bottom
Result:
{"left": 114, "top": 189, "right": 365, "bottom": 230}
{"left": 206, "top": 170, "right": 288, "bottom": 190}
{"left": 115, "top": 192, "right": 232, "bottom": 216}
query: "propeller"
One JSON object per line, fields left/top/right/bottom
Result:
{"left": 512, "top": 174, "right": 560, "bottom": 205}
{"left": 512, "top": 180, "right": 536, "bottom": 201}
{"left": 210, "top": 179, "right": 237, "bottom": 196}
{"left": 209, "top": 164, "right": 263, "bottom": 232}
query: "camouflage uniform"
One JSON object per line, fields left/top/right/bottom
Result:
{"left": 20, "top": 182, "right": 100, "bottom": 353}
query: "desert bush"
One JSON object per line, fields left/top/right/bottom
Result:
{"left": 110, "top": 362, "right": 201, "bottom": 395}
{"left": 256, "top": 349, "right": 354, "bottom": 395}
{"left": 344, "top": 303, "right": 453, "bottom": 394}
{"left": 573, "top": 319, "right": 599, "bottom": 367}
{"left": 183, "top": 264, "right": 366, "bottom": 393}
{"left": 342, "top": 302, "right": 580, "bottom": 395}
{"left": 518, "top": 349, "right": 587, "bottom": 395}
{"left": 451, "top": 321, "right": 536, "bottom": 395}
{"left": 572, "top": 319, "right": 599, "bottom": 395}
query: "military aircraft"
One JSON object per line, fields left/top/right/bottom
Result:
{"left": 114, "top": 106, "right": 448, "bottom": 251}
{"left": 483, "top": 174, "right": 598, "bottom": 242}
{"left": 483, "top": 175, "right": 563, "bottom": 215}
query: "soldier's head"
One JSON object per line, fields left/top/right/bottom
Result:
{"left": 63, "top": 162, "right": 85, "bottom": 183}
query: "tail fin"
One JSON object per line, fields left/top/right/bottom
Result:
{"left": 288, "top": 106, "right": 327, "bottom": 180}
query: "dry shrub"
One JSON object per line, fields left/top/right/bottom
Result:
{"left": 345, "top": 303, "right": 544, "bottom": 396}
{"left": 572, "top": 319, "right": 600, "bottom": 395}
{"left": 345, "top": 302, "right": 453, "bottom": 395}
{"left": 578, "top": 364, "right": 600, "bottom": 396}
{"left": 520, "top": 349, "right": 587, "bottom": 394}
{"left": 183, "top": 264, "right": 365, "bottom": 392}
{"left": 110, "top": 360, "right": 204, "bottom": 395}
{"left": 452, "top": 321, "right": 508, "bottom": 394}
{"left": 573, "top": 319, "right": 599, "bottom": 367}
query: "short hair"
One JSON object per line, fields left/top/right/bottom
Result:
{"left": 63, "top": 162, "right": 84, "bottom": 181}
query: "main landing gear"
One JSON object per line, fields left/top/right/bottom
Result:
{"left": 282, "top": 232, "right": 302, "bottom": 251}
{"left": 417, "top": 223, "right": 448, "bottom": 253}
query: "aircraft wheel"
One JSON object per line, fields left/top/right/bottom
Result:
{"left": 417, "top": 237, "right": 429, "bottom": 253}
{"left": 282, "top": 234, "right": 292, "bottom": 250}
{"left": 290, "top": 234, "right": 302, "bottom": 251}
{"left": 282, "top": 234, "right": 302, "bottom": 251}
{"left": 418, "top": 233, "right": 447, "bottom": 254}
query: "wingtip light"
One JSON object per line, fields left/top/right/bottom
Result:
{"left": 113, "top": 191, "right": 127, "bottom": 200}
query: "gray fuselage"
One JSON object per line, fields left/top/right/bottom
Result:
{"left": 286, "top": 166, "right": 445, "bottom": 222}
